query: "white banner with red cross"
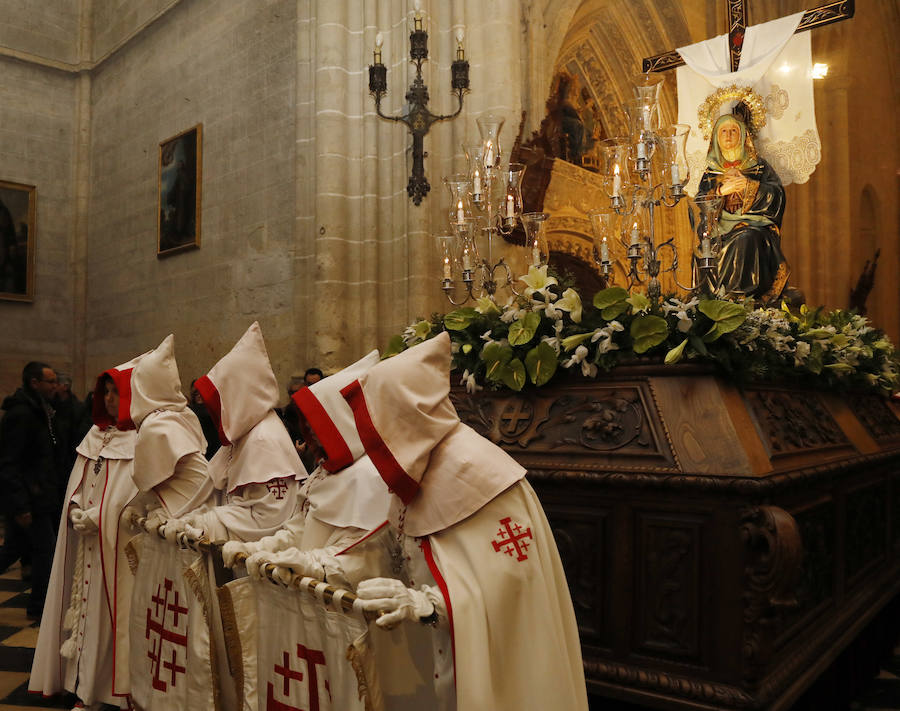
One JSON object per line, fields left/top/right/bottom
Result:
{"left": 219, "top": 575, "right": 377, "bottom": 711}
{"left": 128, "top": 533, "right": 218, "bottom": 711}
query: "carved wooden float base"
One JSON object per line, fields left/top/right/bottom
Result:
{"left": 451, "top": 367, "right": 900, "bottom": 711}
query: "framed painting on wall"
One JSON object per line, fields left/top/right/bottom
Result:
{"left": 158, "top": 123, "right": 202, "bottom": 257}
{"left": 0, "top": 180, "right": 36, "bottom": 302}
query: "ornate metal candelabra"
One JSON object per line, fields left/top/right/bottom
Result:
{"left": 591, "top": 73, "right": 718, "bottom": 301}
{"left": 437, "top": 114, "right": 545, "bottom": 306}
{"left": 368, "top": 3, "right": 470, "bottom": 205}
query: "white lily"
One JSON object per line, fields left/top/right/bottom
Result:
{"left": 554, "top": 288, "right": 583, "bottom": 323}
{"left": 520, "top": 264, "right": 558, "bottom": 299}
{"left": 460, "top": 369, "right": 482, "bottom": 394}
{"left": 562, "top": 345, "right": 598, "bottom": 378}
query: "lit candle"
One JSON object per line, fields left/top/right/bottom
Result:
{"left": 443, "top": 256, "right": 452, "bottom": 280}
{"left": 636, "top": 141, "right": 646, "bottom": 160}
{"left": 414, "top": 0, "right": 423, "bottom": 30}
{"left": 456, "top": 27, "right": 465, "bottom": 60}
{"left": 671, "top": 163, "right": 680, "bottom": 185}
{"left": 457, "top": 199, "right": 465, "bottom": 223}
{"left": 612, "top": 163, "right": 621, "bottom": 197}
{"left": 462, "top": 247, "right": 473, "bottom": 272}
{"left": 600, "top": 236, "right": 609, "bottom": 262}
{"left": 507, "top": 194, "right": 515, "bottom": 218}
{"left": 630, "top": 222, "right": 639, "bottom": 246}
{"left": 374, "top": 32, "right": 383, "bottom": 64}
{"left": 484, "top": 141, "right": 494, "bottom": 168}
{"left": 473, "top": 169, "right": 481, "bottom": 195}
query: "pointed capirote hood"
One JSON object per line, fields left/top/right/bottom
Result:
{"left": 292, "top": 349, "right": 380, "bottom": 472}
{"left": 341, "top": 332, "right": 526, "bottom": 536}
{"left": 195, "top": 322, "right": 278, "bottom": 446}
{"left": 91, "top": 352, "right": 149, "bottom": 431}
{"left": 129, "top": 334, "right": 188, "bottom": 428}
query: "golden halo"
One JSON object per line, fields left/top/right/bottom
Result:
{"left": 697, "top": 85, "right": 767, "bottom": 140}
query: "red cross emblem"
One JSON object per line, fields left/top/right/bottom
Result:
{"left": 145, "top": 578, "right": 189, "bottom": 692}
{"left": 266, "top": 643, "right": 328, "bottom": 711}
{"left": 267, "top": 478, "right": 290, "bottom": 500}
{"left": 491, "top": 517, "right": 533, "bottom": 562}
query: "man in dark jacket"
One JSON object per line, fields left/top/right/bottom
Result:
{"left": 0, "top": 361, "right": 64, "bottom": 618}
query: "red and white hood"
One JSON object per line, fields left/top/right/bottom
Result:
{"left": 195, "top": 322, "right": 279, "bottom": 446}
{"left": 292, "top": 349, "right": 380, "bottom": 472}
{"left": 341, "top": 332, "right": 526, "bottom": 536}
{"left": 91, "top": 352, "right": 147, "bottom": 431}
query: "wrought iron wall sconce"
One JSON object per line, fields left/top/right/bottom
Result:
{"left": 368, "top": 4, "right": 470, "bottom": 205}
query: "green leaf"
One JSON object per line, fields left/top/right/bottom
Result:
{"left": 664, "top": 338, "right": 688, "bottom": 364}
{"left": 525, "top": 341, "right": 558, "bottom": 386}
{"left": 443, "top": 307, "right": 479, "bottom": 331}
{"left": 630, "top": 315, "right": 669, "bottom": 354}
{"left": 601, "top": 302, "right": 629, "bottom": 321}
{"left": 824, "top": 362, "right": 855, "bottom": 374}
{"left": 593, "top": 287, "right": 629, "bottom": 310}
{"left": 698, "top": 300, "right": 746, "bottom": 342}
{"left": 382, "top": 334, "right": 406, "bottom": 359}
{"left": 508, "top": 312, "right": 541, "bottom": 346}
{"left": 500, "top": 358, "right": 526, "bottom": 391}
{"left": 561, "top": 333, "right": 592, "bottom": 351}
{"left": 689, "top": 335, "right": 709, "bottom": 357}
{"left": 626, "top": 291, "right": 651, "bottom": 314}
{"left": 481, "top": 343, "right": 513, "bottom": 382}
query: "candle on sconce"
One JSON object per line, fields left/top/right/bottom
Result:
{"left": 414, "top": 0, "right": 423, "bottom": 30}
{"left": 462, "top": 247, "right": 473, "bottom": 272}
{"left": 443, "top": 256, "right": 452, "bottom": 280}
{"left": 600, "top": 236, "right": 609, "bottom": 262}
{"left": 531, "top": 240, "right": 541, "bottom": 266}
{"left": 374, "top": 32, "right": 383, "bottom": 64}
{"left": 456, "top": 199, "right": 465, "bottom": 224}
{"left": 636, "top": 141, "right": 646, "bottom": 160}
{"left": 630, "top": 222, "right": 639, "bottom": 246}
{"left": 701, "top": 237, "right": 712, "bottom": 258}
{"left": 612, "top": 163, "right": 621, "bottom": 197}
{"left": 473, "top": 169, "right": 481, "bottom": 195}
{"left": 456, "top": 27, "right": 465, "bottom": 60}
{"left": 506, "top": 194, "right": 515, "bottom": 218}
{"left": 670, "top": 163, "right": 680, "bottom": 185}
{"left": 484, "top": 141, "right": 495, "bottom": 168}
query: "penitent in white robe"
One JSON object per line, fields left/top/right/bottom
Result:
{"left": 30, "top": 425, "right": 138, "bottom": 705}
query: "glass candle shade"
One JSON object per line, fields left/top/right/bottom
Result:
{"left": 443, "top": 174, "right": 472, "bottom": 225}
{"left": 503, "top": 162, "right": 525, "bottom": 223}
{"left": 476, "top": 112, "right": 505, "bottom": 171}
{"left": 659, "top": 123, "right": 690, "bottom": 190}
{"left": 463, "top": 143, "right": 485, "bottom": 203}
{"left": 437, "top": 234, "right": 457, "bottom": 282}
{"left": 691, "top": 194, "right": 724, "bottom": 257}
{"left": 588, "top": 209, "right": 617, "bottom": 263}
{"left": 599, "top": 138, "right": 631, "bottom": 200}
{"left": 454, "top": 218, "right": 478, "bottom": 273}
{"left": 521, "top": 212, "right": 549, "bottom": 267}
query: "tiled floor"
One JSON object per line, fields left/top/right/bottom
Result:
{"left": 0, "top": 558, "right": 895, "bottom": 711}
{"left": 0, "top": 563, "right": 69, "bottom": 710}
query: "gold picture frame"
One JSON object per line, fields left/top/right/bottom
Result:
{"left": 0, "top": 180, "right": 36, "bottom": 302}
{"left": 157, "top": 123, "right": 202, "bottom": 257}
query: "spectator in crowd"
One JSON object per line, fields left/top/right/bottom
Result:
{"left": 0, "top": 361, "right": 65, "bottom": 619}
{"left": 53, "top": 372, "right": 84, "bottom": 474}
{"left": 304, "top": 367, "right": 323, "bottom": 386}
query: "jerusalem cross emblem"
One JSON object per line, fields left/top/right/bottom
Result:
{"left": 267, "top": 478, "right": 290, "bottom": 500}
{"left": 266, "top": 643, "right": 329, "bottom": 711}
{"left": 145, "top": 577, "right": 189, "bottom": 692}
{"left": 491, "top": 516, "right": 533, "bottom": 562}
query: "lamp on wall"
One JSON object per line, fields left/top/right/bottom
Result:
{"left": 368, "top": 2, "right": 470, "bottom": 205}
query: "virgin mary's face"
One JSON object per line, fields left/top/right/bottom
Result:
{"left": 717, "top": 121, "right": 742, "bottom": 152}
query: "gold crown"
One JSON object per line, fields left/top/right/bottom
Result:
{"left": 697, "top": 85, "right": 767, "bottom": 140}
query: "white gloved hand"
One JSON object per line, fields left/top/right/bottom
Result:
{"left": 161, "top": 517, "right": 187, "bottom": 542}
{"left": 246, "top": 547, "right": 325, "bottom": 581}
{"left": 356, "top": 578, "right": 443, "bottom": 630}
{"left": 70, "top": 507, "right": 100, "bottom": 533}
{"left": 222, "top": 540, "right": 252, "bottom": 568}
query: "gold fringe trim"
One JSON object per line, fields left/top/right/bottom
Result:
{"left": 124, "top": 534, "right": 142, "bottom": 575}
{"left": 741, "top": 178, "right": 759, "bottom": 214}
{"left": 346, "top": 630, "right": 384, "bottom": 711}
{"left": 216, "top": 584, "right": 244, "bottom": 704}
{"left": 184, "top": 557, "right": 222, "bottom": 711}
{"left": 762, "top": 261, "right": 791, "bottom": 305}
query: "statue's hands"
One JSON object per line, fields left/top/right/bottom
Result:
{"left": 719, "top": 174, "right": 748, "bottom": 196}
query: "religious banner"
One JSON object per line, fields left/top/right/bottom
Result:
{"left": 676, "top": 12, "right": 821, "bottom": 192}
{"left": 128, "top": 533, "right": 218, "bottom": 711}
{"left": 219, "top": 575, "right": 379, "bottom": 711}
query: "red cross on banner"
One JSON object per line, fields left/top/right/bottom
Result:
{"left": 267, "top": 478, "right": 290, "bottom": 500}
{"left": 492, "top": 516, "right": 534, "bottom": 562}
{"left": 265, "top": 643, "right": 328, "bottom": 711}
{"left": 145, "top": 578, "right": 189, "bottom": 692}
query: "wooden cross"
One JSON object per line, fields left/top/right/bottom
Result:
{"left": 642, "top": 0, "right": 855, "bottom": 74}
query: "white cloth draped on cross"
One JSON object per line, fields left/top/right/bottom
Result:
{"left": 676, "top": 11, "right": 822, "bottom": 193}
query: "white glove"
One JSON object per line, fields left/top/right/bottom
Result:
{"left": 245, "top": 547, "right": 327, "bottom": 581}
{"left": 161, "top": 517, "right": 187, "bottom": 542}
{"left": 356, "top": 578, "right": 444, "bottom": 629}
{"left": 70, "top": 507, "right": 100, "bottom": 534}
{"left": 222, "top": 540, "right": 252, "bottom": 568}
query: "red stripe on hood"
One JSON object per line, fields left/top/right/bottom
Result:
{"left": 195, "top": 375, "right": 231, "bottom": 446}
{"left": 292, "top": 387, "right": 353, "bottom": 472}
{"left": 93, "top": 367, "right": 137, "bottom": 431}
{"left": 340, "top": 379, "right": 419, "bottom": 505}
